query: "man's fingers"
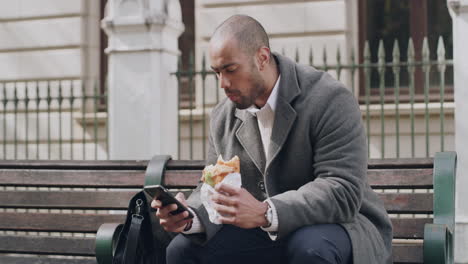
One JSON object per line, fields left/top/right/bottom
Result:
{"left": 151, "top": 199, "right": 161, "bottom": 209}
{"left": 218, "top": 216, "right": 236, "bottom": 225}
{"left": 175, "top": 192, "right": 188, "bottom": 206}
{"left": 213, "top": 203, "right": 236, "bottom": 216}
{"left": 211, "top": 192, "right": 237, "bottom": 206}
{"left": 215, "top": 182, "right": 240, "bottom": 195}
{"left": 156, "top": 203, "right": 178, "bottom": 218}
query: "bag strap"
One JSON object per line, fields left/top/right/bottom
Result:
{"left": 122, "top": 214, "right": 144, "bottom": 264}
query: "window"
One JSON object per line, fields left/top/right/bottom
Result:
{"left": 358, "top": 0, "right": 453, "bottom": 101}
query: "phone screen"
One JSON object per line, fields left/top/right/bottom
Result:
{"left": 144, "top": 185, "right": 194, "bottom": 218}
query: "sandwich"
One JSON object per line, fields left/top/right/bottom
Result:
{"left": 201, "top": 155, "right": 240, "bottom": 187}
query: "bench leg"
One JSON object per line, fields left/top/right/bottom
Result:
{"left": 96, "top": 223, "right": 124, "bottom": 264}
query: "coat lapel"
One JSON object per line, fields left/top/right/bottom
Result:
{"left": 266, "top": 53, "right": 301, "bottom": 171}
{"left": 267, "top": 97, "right": 297, "bottom": 167}
{"left": 235, "top": 110, "right": 266, "bottom": 174}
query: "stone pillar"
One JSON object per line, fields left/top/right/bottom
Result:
{"left": 447, "top": 1, "right": 468, "bottom": 263}
{"left": 102, "top": 0, "right": 184, "bottom": 159}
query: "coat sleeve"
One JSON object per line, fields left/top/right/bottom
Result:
{"left": 183, "top": 125, "right": 222, "bottom": 245}
{"left": 269, "top": 85, "right": 367, "bottom": 240}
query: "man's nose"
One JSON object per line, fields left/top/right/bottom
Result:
{"left": 220, "top": 74, "right": 230, "bottom": 89}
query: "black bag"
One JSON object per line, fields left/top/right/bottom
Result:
{"left": 112, "top": 191, "right": 173, "bottom": 264}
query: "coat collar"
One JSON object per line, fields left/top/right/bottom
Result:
{"left": 235, "top": 53, "right": 300, "bottom": 174}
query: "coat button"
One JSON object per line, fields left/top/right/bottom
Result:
{"left": 258, "top": 181, "right": 265, "bottom": 191}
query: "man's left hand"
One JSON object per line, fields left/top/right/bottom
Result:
{"left": 211, "top": 183, "right": 268, "bottom": 228}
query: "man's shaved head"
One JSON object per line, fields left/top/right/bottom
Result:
{"left": 211, "top": 15, "right": 270, "bottom": 57}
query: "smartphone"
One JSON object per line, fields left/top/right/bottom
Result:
{"left": 144, "top": 185, "right": 194, "bottom": 218}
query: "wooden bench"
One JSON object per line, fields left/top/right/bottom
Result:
{"left": 0, "top": 152, "right": 456, "bottom": 263}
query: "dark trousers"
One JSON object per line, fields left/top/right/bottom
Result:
{"left": 166, "top": 224, "right": 352, "bottom": 264}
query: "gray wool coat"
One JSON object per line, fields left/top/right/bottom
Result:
{"left": 186, "top": 53, "right": 393, "bottom": 263}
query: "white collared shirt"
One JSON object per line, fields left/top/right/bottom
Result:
{"left": 183, "top": 75, "right": 281, "bottom": 237}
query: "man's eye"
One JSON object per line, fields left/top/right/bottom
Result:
{"left": 226, "top": 67, "right": 236, "bottom": 73}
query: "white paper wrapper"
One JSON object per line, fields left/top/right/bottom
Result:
{"left": 201, "top": 172, "right": 242, "bottom": 224}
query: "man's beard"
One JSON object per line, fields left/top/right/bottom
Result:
{"left": 234, "top": 71, "right": 265, "bottom": 109}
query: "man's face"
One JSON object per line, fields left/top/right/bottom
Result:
{"left": 209, "top": 38, "right": 265, "bottom": 109}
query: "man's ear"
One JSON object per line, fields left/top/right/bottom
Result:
{"left": 257, "top": 46, "right": 271, "bottom": 71}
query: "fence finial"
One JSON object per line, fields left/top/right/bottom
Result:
{"left": 422, "top": 37, "right": 430, "bottom": 64}
{"left": 407, "top": 38, "right": 415, "bottom": 73}
{"left": 378, "top": 39, "right": 385, "bottom": 72}
{"left": 437, "top": 36, "right": 446, "bottom": 72}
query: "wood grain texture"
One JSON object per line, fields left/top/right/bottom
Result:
{"left": 380, "top": 193, "right": 433, "bottom": 213}
{"left": 0, "top": 235, "right": 95, "bottom": 256}
{"left": 0, "top": 212, "right": 125, "bottom": 232}
{"left": 0, "top": 191, "right": 136, "bottom": 209}
{"left": 391, "top": 218, "right": 432, "bottom": 239}
{"left": 0, "top": 255, "right": 96, "bottom": 264}
{"left": 0, "top": 170, "right": 145, "bottom": 188}
{"left": 392, "top": 243, "right": 423, "bottom": 263}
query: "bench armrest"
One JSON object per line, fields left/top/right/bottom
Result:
{"left": 423, "top": 223, "right": 453, "bottom": 264}
{"left": 423, "top": 151, "right": 457, "bottom": 264}
{"left": 95, "top": 223, "right": 124, "bottom": 264}
{"left": 433, "top": 152, "right": 456, "bottom": 229}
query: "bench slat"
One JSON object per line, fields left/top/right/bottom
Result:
{"left": 0, "top": 191, "right": 136, "bottom": 209}
{"left": 0, "top": 170, "right": 145, "bottom": 188}
{"left": 0, "top": 235, "right": 95, "bottom": 256}
{"left": 392, "top": 243, "right": 423, "bottom": 263}
{"left": 0, "top": 191, "right": 433, "bottom": 213}
{"left": 368, "top": 158, "right": 433, "bottom": 169}
{"left": 163, "top": 169, "right": 434, "bottom": 189}
{"left": 367, "top": 169, "right": 433, "bottom": 188}
{"left": 379, "top": 193, "right": 433, "bottom": 214}
{"left": 391, "top": 218, "right": 432, "bottom": 239}
{"left": 0, "top": 212, "right": 125, "bottom": 232}
{"left": 0, "top": 255, "right": 96, "bottom": 264}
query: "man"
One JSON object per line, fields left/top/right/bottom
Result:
{"left": 152, "top": 15, "right": 392, "bottom": 264}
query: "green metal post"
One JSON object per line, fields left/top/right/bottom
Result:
{"left": 364, "top": 41, "right": 371, "bottom": 157}
{"left": 82, "top": 80, "right": 86, "bottom": 160}
{"left": 94, "top": 81, "right": 98, "bottom": 160}
{"left": 13, "top": 83, "right": 18, "bottom": 159}
{"left": 392, "top": 39, "right": 401, "bottom": 158}
{"left": 336, "top": 46, "right": 342, "bottom": 81}
{"left": 408, "top": 38, "right": 416, "bottom": 157}
{"left": 25, "top": 82, "right": 30, "bottom": 159}
{"left": 46, "top": 81, "right": 51, "bottom": 159}
{"left": 58, "top": 81, "right": 63, "bottom": 159}
{"left": 378, "top": 40, "right": 385, "bottom": 159}
{"left": 36, "top": 81, "right": 40, "bottom": 159}
{"left": 295, "top": 47, "right": 299, "bottom": 63}
{"left": 215, "top": 74, "right": 219, "bottom": 105}
{"left": 70, "top": 81, "right": 75, "bottom": 160}
{"left": 176, "top": 56, "right": 182, "bottom": 159}
{"left": 201, "top": 53, "right": 207, "bottom": 159}
{"left": 437, "top": 37, "right": 446, "bottom": 152}
{"left": 422, "top": 37, "right": 431, "bottom": 157}
{"left": 350, "top": 47, "right": 356, "bottom": 96}
{"left": 104, "top": 77, "right": 109, "bottom": 160}
{"left": 2, "top": 83, "right": 7, "bottom": 159}
{"left": 188, "top": 51, "right": 194, "bottom": 160}
{"left": 309, "top": 46, "right": 314, "bottom": 67}
{"left": 323, "top": 46, "right": 328, "bottom": 72}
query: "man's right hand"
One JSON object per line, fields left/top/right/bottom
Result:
{"left": 151, "top": 192, "right": 192, "bottom": 233}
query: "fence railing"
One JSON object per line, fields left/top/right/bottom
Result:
{"left": 175, "top": 36, "right": 454, "bottom": 160}
{"left": 0, "top": 78, "right": 108, "bottom": 160}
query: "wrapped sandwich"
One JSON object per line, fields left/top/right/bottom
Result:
{"left": 200, "top": 155, "right": 242, "bottom": 224}
{"left": 201, "top": 155, "right": 240, "bottom": 187}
